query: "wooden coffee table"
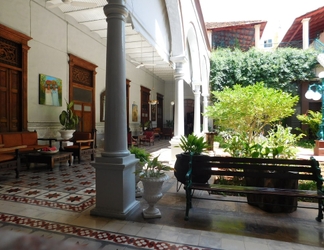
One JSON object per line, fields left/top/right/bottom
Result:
{"left": 25, "top": 151, "right": 73, "bottom": 169}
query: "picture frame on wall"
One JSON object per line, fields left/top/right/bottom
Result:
{"left": 132, "top": 103, "right": 138, "bottom": 122}
{"left": 39, "top": 74, "right": 62, "bottom": 106}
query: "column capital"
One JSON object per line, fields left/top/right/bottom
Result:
{"left": 174, "top": 62, "right": 186, "bottom": 79}
{"left": 170, "top": 54, "right": 187, "bottom": 63}
{"left": 104, "top": 0, "right": 128, "bottom": 21}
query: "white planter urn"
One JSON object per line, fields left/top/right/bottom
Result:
{"left": 59, "top": 129, "right": 75, "bottom": 139}
{"left": 141, "top": 173, "right": 169, "bottom": 218}
{"left": 135, "top": 162, "right": 143, "bottom": 198}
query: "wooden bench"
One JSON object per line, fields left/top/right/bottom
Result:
{"left": 185, "top": 153, "right": 324, "bottom": 222}
{"left": 0, "top": 131, "right": 49, "bottom": 153}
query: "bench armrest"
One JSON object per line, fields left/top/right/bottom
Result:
{"left": 75, "top": 139, "right": 94, "bottom": 143}
{"left": 0, "top": 145, "right": 27, "bottom": 152}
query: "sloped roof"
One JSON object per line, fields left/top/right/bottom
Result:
{"left": 279, "top": 6, "right": 324, "bottom": 48}
{"left": 206, "top": 20, "right": 267, "bottom": 51}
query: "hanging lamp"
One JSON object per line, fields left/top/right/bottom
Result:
{"left": 148, "top": 48, "right": 159, "bottom": 105}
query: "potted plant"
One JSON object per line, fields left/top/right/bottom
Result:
{"left": 129, "top": 146, "right": 150, "bottom": 197}
{"left": 174, "top": 133, "right": 209, "bottom": 185}
{"left": 135, "top": 155, "right": 173, "bottom": 218}
{"left": 59, "top": 100, "right": 79, "bottom": 139}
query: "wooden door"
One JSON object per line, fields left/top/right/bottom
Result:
{"left": 0, "top": 25, "right": 30, "bottom": 132}
{"left": 141, "top": 86, "right": 150, "bottom": 127}
{"left": 157, "top": 93, "right": 163, "bottom": 129}
{"left": 68, "top": 54, "right": 97, "bottom": 133}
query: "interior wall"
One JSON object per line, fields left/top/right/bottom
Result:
{"left": 0, "top": 0, "right": 166, "bottom": 140}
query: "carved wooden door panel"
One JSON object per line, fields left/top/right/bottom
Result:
{"left": 68, "top": 54, "right": 97, "bottom": 133}
{"left": 0, "top": 66, "right": 22, "bottom": 132}
{"left": 0, "top": 25, "right": 30, "bottom": 132}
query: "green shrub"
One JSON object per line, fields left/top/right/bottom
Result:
{"left": 296, "top": 110, "right": 321, "bottom": 139}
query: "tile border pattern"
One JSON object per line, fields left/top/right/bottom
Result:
{"left": 0, "top": 213, "right": 212, "bottom": 250}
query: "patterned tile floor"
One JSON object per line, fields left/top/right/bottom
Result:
{"left": 0, "top": 139, "right": 323, "bottom": 250}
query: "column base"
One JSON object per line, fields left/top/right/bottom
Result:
{"left": 91, "top": 201, "right": 139, "bottom": 220}
{"left": 90, "top": 154, "right": 139, "bottom": 219}
{"left": 314, "top": 140, "right": 324, "bottom": 156}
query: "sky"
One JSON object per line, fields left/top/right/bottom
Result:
{"left": 200, "top": 0, "right": 324, "bottom": 40}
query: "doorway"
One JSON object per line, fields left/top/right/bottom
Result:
{"left": 68, "top": 54, "right": 97, "bottom": 133}
{"left": 0, "top": 25, "right": 31, "bottom": 132}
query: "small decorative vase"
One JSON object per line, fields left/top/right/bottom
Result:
{"left": 59, "top": 129, "right": 75, "bottom": 139}
{"left": 141, "top": 174, "right": 169, "bottom": 218}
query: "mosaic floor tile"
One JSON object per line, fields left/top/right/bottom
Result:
{"left": 0, "top": 164, "right": 96, "bottom": 212}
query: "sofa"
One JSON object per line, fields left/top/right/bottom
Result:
{"left": 0, "top": 131, "right": 49, "bottom": 153}
{"left": 0, "top": 145, "right": 27, "bottom": 178}
{"left": 0, "top": 131, "right": 50, "bottom": 178}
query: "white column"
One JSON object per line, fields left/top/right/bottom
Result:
{"left": 302, "top": 18, "right": 311, "bottom": 50}
{"left": 170, "top": 61, "right": 186, "bottom": 162}
{"left": 202, "top": 94, "right": 209, "bottom": 133}
{"left": 173, "top": 62, "right": 185, "bottom": 138}
{"left": 254, "top": 24, "right": 261, "bottom": 49}
{"left": 90, "top": 0, "right": 139, "bottom": 219}
{"left": 193, "top": 84, "right": 201, "bottom": 135}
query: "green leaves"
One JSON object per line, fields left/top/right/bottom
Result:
{"left": 296, "top": 110, "right": 322, "bottom": 139}
{"left": 205, "top": 82, "right": 299, "bottom": 144}
{"left": 59, "top": 100, "right": 79, "bottom": 130}
{"left": 137, "top": 155, "right": 173, "bottom": 178}
{"left": 209, "top": 47, "right": 318, "bottom": 95}
{"left": 179, "top": 134, "right": 208, "bottom": 155}
{"left": 129, "top": 146, "right": 150, "bottom": 163}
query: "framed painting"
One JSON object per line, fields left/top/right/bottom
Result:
{"left": 39, "top": 74, "right": 62, "bottom": 106}
{"left": 132, "top": 103, "right": 138, "bottom": 122}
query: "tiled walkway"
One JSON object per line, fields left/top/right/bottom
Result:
{"left": 0, "top": 140, "right": 323, "bottom": 249}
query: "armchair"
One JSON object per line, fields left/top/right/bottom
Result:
{"left": 63, "top": 131, "right": 95, "bottom": 163}
{"left": 140, "top": 131, "right": 155, "bottom": 146}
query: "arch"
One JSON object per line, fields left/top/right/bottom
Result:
{"left": 186, "top": 23, "right": 201, "bottom": 88}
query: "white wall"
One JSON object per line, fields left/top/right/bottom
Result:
{"left": 0, "top": 0, "right": 167, "bottom": 138}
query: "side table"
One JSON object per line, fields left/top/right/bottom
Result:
{"left": 25, "top": 151, "right": 73, "bottom": 170}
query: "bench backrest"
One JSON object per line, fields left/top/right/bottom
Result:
{"left": 188, "top": 154, "right": 323, "bottom": 189}
{"left": 0, "top": 131, "right": 38, "bottom": 147}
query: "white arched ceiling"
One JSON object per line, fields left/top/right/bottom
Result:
{"left": 187, "top": 23, "right": 201, "bottom": 89}
{"left": 165, "top": 0, "right": 185, "bottom": 58}
{"left": 201, "top": 55, "right": 210, "bottom": 96}
{"left": 128, "top": 0, "right": 171, "bottom": 62}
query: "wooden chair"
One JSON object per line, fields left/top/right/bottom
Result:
{"left": 63, "top": 131, "right": 95, "bottom": 163}
{"left": 153, "top": 127, "right": 161, "bottom": 141}
{"left": 162, "top": 128, "right": 173, "bottom": 139}
{"left": 140, "top": 131, "right": 155, "bottom": 146}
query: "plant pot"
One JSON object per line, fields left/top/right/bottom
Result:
{"left": 135, "top": 162, "right": 143, "bottom": 198}
{"left": 174, "top": 153, "right": 211, "bottom": 185}
{"left": 245, "top": 169, "right": 298, "bottom": 213}
{"left": 141, "top": 174, "right": 169, "bottom": 218}
{"left": 59, "top": 129, "right": 75, "bottom": 140}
